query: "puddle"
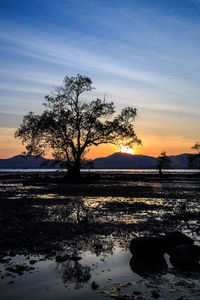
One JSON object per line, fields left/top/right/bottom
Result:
{"left": 1, "top": 241, "right": 200, "bottom": 300}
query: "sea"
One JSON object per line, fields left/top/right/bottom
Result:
{"left": 0, "top": 168, "right": 199, "bottom": 174}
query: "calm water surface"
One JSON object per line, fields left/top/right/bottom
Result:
{"left": 0, "top": 168, "right": 199, "bottom": 174}
{"left": 1, "top": 243, "right": 200, "bottom": 300}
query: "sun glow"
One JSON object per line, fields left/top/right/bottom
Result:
{"left": 120, "top": 145, "right": 134, "bottom": 155}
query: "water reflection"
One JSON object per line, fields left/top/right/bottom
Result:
{"left": 55, "top": 260, "right": 91, "bottom": 288}
{"left": 54, "top": 237, "right": 114, "bottom": 289}
{"left": 26, "top": 193, "right": 200, "bottom": 226}
{"left": 2, "top": 178, "right": 199, "bottom": 227}
{"left": 88, "top": 238, "right": 114, "bottom": 256}
{"left": 38, "top": 196, "right": 167, "bottom": 225}
{"left": 1, "top": 241, "right": 200, "bottom": 300}
{"left": 129, "top": 255, "right": 167, "bottom": 277}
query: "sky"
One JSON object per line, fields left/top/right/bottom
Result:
{"left": 0, "top": 0, "right": 200, "bottom": 159}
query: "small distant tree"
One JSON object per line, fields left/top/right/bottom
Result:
{"left": 191, "top": 141, "right": 200, "bottom": 155}
{"left": 188, "top": 141, "right": 200, "bottom": 169}
{"left": 15, "top": 74, "right": 141, "bottom": 178}
{"left": 157, "top": 151, "right": 171, "bottom": 175}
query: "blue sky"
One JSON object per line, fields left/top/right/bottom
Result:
{"left": 0, "top": 0, "right": 200, "bottom": 158}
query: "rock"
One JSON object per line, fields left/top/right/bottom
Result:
{"left": 56, "top": 254, "right": 69, "bottom": 263}
{"left": 152, "top": 290, "right": 160, "bottom": 298}
{"left": 29, "top": 259, "right": 37, "bottom": 265}
{"left": 129, "top": 231, "right": 195, "bottom": 273}
{"left": 130, "top": 255, "right": 167, "bottom": 276}
{"left": 69, "top": 255, "right": 82, "bottom": 261}
{"left": 9, "top": 251, "right": 16, "bottom": 257}
{"left": 6, "top": 264, "right": 34, "bottom": 275}
{"left": 129, "top": 231, "right": 194, "bottom": 258}
{"left": 132, "top": 291, "right": 141, "bottom": 295}
{"left": 91, "top": 281, "right": 99, "bottom": 289}
{"left": 170, "top": 244, "right": 200, "bottom": 267}
{"left": 164, "top": 231, "right": 194, "bottom": 255}
{"left": 56, "top": 254, "right": 82, "bottom": 263}
{"left": 129, "top": 236, "right": 166, "bottom": 258}
{"left": 7, "top": 281, "right": 14, "bottom": 285}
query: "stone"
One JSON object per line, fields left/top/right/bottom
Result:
{"left": 91, "top": 281, "right": 99, "bottom": 289}
{"left": 130, "top": 255, "right": 167, "bottom": 276}
{"left": 164, "top": 231, "right": 194, "bottom": 255}
{"left": 129, "top": 231, "right": 195, "bottom": 273}
{"left": 56, "top": 254, "right": 69, "bottom": 263}
{"left": 29, "top": 259, "right": 37, "bottom": 265}
{"left": 129, "top": 236, "right": 166, "bottom": 258}
{"left": 129, "top": 231, "right": 194, "bottom": 258}
{"left": 170, "top": 244, "right": 200, "bottom": 267}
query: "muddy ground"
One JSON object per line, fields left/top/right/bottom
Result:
{"left": 0, "top": 172, "right": 200, "bottom": 299}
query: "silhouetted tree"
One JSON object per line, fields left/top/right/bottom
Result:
{"left": 191, "top": 141, "right": 200, "bottom": 155}
{"left": 188, "top": 141, "right": 200, "bottom": 169}
{"left": 157, "top": 151, "right": 171, "bottom": 175}
{"left": 15, "top": 74, "right": 141, "bottom": 177}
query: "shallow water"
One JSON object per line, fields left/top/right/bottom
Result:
{"left": 0, "top": 168, "right": 199, "bottom": 174}
{"left": 1, "top": 241, "right": 200, "bottom": 300}
{"left": 0, "top": 174, "right": 200, "bottom": 299}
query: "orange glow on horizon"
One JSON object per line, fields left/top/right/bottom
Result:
{"left": 0, "top": 127, "right": 196, "bottom": 160}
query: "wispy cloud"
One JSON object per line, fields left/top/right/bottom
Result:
{"left": 0, "top": 25, "right": 199, "bottom": 99}
{"left": 0, "top": 0, "right": 200, "bottom": 157}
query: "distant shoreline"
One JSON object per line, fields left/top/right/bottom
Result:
{"left": 0, "top": 169, "right": 199, "bottom": 183}
{"left": 0, "top": 168, "right": 199, "bottom": 172}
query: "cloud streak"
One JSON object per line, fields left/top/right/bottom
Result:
{"left": 0, "top": 0, "right": 199, "bottom": 157}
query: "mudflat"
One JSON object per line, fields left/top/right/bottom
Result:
{"left": 0, "top": 172, "right": 200, "bottom": 299}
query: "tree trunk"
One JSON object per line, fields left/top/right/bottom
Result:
{"left": 68, "top": 159, "right": 81, "bottom": 179}
{"left": 158, "top": 163, "right": 162, "bottom": 176}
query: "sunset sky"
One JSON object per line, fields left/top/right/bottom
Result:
{"left": 0, "top": 0, "right": 200, "bottom": 159}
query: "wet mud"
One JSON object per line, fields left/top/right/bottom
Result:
{"left": 0, "top": 173, "right": 200, "bottom": 299}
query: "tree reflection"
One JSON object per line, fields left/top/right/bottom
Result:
{"left": 88, "top": 238, "right": 114, "bottom": 256}
{"left": 55, "top": 259, "right": 91, "bottom": 288}
{"left": 129, "top": 256, "right": 167, "bottom": 277}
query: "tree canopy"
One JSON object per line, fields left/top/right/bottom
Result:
{"left": 191, "top": 142, "right": 200, "bottom": 155}
{"left": 188, "top": 141, "right": 200, "bottom": 169}
{"left": 157, "top": 151, "right": 171, "bottom": 175}
{"left": 15, "top": 74, "right": 141, "bottom": 177}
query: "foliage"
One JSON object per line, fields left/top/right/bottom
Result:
{"left": 188, "top": 141, "right": 200, "bottom": 169}
{"left": 157, "top": 151, "right": 171, "bottom": 174}
{"left": 15, "top": 74, "right": 141, "bottom": 176}
{"left": 191, "top": 141, "right": 200, "bottom": 154}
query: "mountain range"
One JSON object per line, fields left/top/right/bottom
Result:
{"left": 93, "top": 152, "right": 191, "bottom": 169}
{"left": 0, "top": 152, "right": 194, "bottom": 169}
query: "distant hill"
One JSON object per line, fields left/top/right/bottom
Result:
{"left": 92, "top": 152, "right": 192, "bottom": 169}
{"left": 168, "top": 153, "right": 192, "bottom": 169}
{"left": 0, "top": 155, "right": 51, "bottom": 169}
{"left": 93, "top": 152, "right": 156, "bottom": 169}
{"left": 0, "top": 152, "right": 195, "bottom": 169}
